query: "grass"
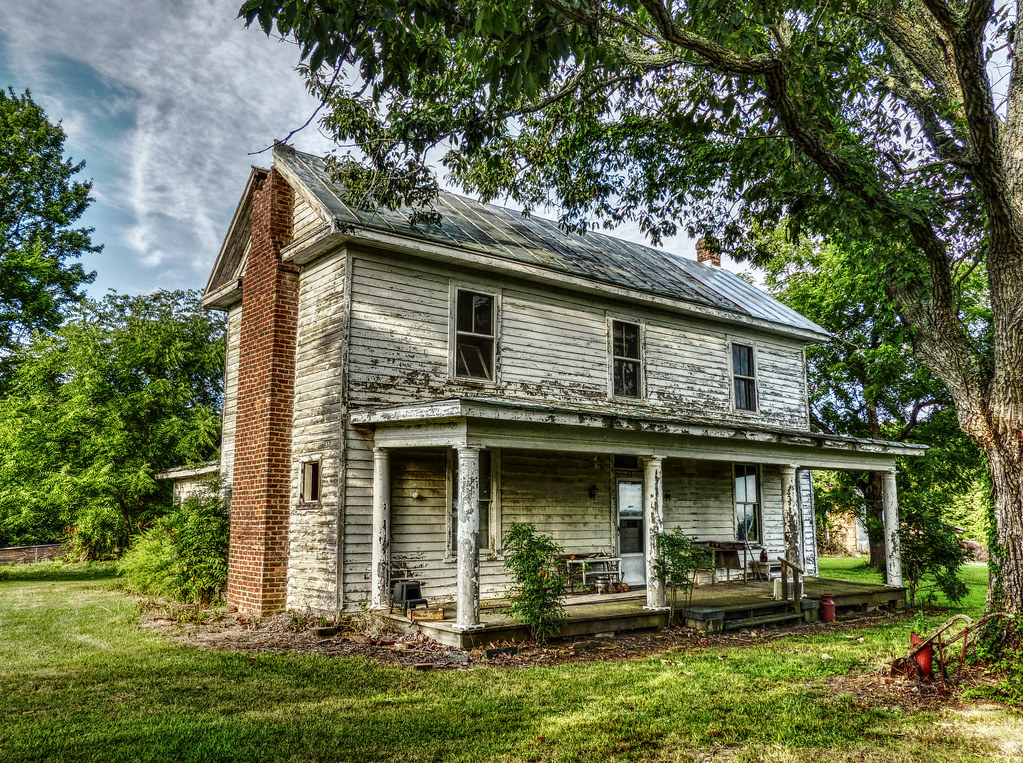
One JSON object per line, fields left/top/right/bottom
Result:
{"left": 0, "top": 561, "right": 1019, "bottom": 762}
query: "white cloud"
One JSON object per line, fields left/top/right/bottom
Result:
{"left": 1, "top": 0, "right": 334, "bottom": 294}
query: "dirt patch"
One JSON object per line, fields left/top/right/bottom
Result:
{"left": 142, "top": 602, "right": 907, "bottom": 668}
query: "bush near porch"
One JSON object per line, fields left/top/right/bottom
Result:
{"left": 1, "top": 560, "right": 1018, "bottom": 762}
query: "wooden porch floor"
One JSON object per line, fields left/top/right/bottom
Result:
{"left": 392, "top": 578, "right": 906, "bottom": 648}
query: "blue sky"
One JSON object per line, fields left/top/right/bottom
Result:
{"left": 0, "top": 0, "right": 706, "bottom": 299}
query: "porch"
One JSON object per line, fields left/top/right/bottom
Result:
{"left": 388, "top": 577, "right": 907, "bottom": 648}
{"left": 353, "top": 397, "right": 923, "bottom": 633}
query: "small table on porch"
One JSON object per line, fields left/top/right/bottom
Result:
{"left": 694, "top": 540, "right": 749, "bottom": 584}
{"left": 564, "top": 556, "right": 623, "bottom": 592}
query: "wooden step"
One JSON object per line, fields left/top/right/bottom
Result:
{"left": 722, "top": 612, "right": 805, "bottom": 631}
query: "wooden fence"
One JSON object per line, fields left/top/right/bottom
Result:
{"left": 0, "top": 544, "right": 66, "bottom": 565}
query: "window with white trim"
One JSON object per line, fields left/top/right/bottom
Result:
{"left": 454, "top": 290, "right": 495, "bottom": 381}
{"left": 301, "top": 460, "right": 321, "bottom": 503}
{"left": 732, "top": 343, "right": 757, "bottom": 411}
{"left": 612, "top": 320, "right": 642, "bottom": 397}
{"left": 734, "top": 464, "right": 760, "bottom": 543}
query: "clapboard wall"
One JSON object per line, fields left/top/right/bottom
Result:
{"left": 345, "top": 250, "right": 809, "bottom": 429}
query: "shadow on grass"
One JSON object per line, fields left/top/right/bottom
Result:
{"left": 0, "top": 560, "right": 119, "bottom": 583}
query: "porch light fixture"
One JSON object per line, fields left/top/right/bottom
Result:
{"left": 589, "top": 484, "right": 599, "bottom": 500}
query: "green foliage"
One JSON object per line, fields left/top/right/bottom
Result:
{"left": 502, "top": 522, "right": 566, "bottom": 643}
{"left": 118, "top": 482, "right": 229, "bottom": 606}
{"left": 653, "top": 528, "right": 710, "bottom": 621}
{"left": 0, "top": 87, "right": 100, "bottom": 385}
{"left": 0, "top": 290, "right": 225, "bottom": 556}
{"left": 898, "top": 500, "right": 969, "bottom": 608}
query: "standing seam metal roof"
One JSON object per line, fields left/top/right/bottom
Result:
{"left": 277, "top": 146, "right": 829, "bottom": 338}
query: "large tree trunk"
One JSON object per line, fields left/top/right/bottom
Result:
{"left": 980, "top": 422, "right": 1023, "bottom": 620}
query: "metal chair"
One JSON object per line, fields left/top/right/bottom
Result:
{"left": 391, "top": 580, "right": 428, "bottom": 618}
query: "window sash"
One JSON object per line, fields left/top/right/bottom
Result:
{"left": 455, "top": 291, "right": 495, "bottom": 380}
{"left": 612, "top": 321, "right": 641, "bottom": 397}
{"left": 734, "top": 464, "right": 760, "bottom": 542}
{"left": 732, "top": 344, "right": 757, "bottom": 411}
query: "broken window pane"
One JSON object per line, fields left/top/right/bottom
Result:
{"left": 455, "top": 290, "right": 495, "bottom": 380}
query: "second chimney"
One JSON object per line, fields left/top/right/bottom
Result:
{"left": 696, "top": 237, "right": 721, "bottom": 267}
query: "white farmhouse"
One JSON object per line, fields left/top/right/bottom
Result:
{"left": 203, "top": 144, "right": 920, "bottom": 632}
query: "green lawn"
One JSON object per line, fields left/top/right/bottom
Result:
{"left": 0, "top": 561, "right": 1019, "bottom": 762}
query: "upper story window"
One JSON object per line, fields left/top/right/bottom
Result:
{"left": 301, "top": 460, "right": 321, "bottom": 503}
{"left": 732, "top": 343, "right": 757, "bottom": 411}
{"left": 612, "top": 320, "right": 642, "bottom": 397}
{"left": 455, "top": 290, "right": 495, "bottom": 381}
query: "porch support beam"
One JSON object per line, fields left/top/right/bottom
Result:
{"left": 882, "top": 467, "right": 903, "bottom": 587}
{"left": 780, "top": 464, "right": 803, "bottom": 600}
{"left": 455, "top": 446, "right": 482, "bottom": 631}
{"left": 643, "top": 455, "right": 668, "bottom": 611}
{"left": 370, "top": 447, "right": 391, "bottom": 610}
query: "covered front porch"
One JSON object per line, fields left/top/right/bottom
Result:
{"left": 388, "top": 576, "right": 908, "bottom": 648}
{"left": 352, "top": 397, "right": 924, "bottom": 634}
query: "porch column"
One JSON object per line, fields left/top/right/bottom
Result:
{"left": 370, "top": 447, "right": 391, "bottom": 610}
{"left": 455, "top": 446, "right": 482, "bottom": 630}
{"left": 643, "top": 455, "right": 667, "bottom": 611}
{"left": 780, "top": 464, "right": 804, "bottom": 600}
{"left": 882, "top": 467, "right": 903, "bottom": 587}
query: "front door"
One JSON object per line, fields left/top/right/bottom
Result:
{"left": 617, "top": 480, "right": 645, "bottom": 586}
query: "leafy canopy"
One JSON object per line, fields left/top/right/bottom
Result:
{"left": 0, "top": 87, "right": 99, "bottom": 383}
{"left": 0, "top": 290, "right": 225, "bottom": 556}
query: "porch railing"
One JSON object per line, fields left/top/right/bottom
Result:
{"left": 778, "top": 557, "right": 804, "bottom": 614}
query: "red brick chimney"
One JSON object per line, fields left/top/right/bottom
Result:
{"left": 226, "top": 167, "right": 298, "bottom": 616}
{"left": 696, "top": 237, "right": 721, "bottom": 267}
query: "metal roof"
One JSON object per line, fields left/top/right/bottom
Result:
{"left": 276, "top": 145, "right": 829, "bottom": 339}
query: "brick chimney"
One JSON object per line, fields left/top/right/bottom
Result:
{"left": 226, "top": 167, "right": 298, "bottom": 616}
{"left": 696, "top": 236, "right": 721, "bottom": 267}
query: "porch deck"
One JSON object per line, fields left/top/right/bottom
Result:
{"left": 392, "top": 578, "right": 906, "bottom": 648}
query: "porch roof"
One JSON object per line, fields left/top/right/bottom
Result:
{"left": 350, "top": 397, "right": 926, "bottom": 471}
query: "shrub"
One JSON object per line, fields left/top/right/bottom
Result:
{"left": 899, "top": 500, "right": 969, "bottom": 607}
{"left": 654, "top": 528, "right": 711, "bottom": 622}
{"left": 118, "top": 481, "right": 229, "bottom": 606}
{"left": 503, "top": 523, "right": 567, "bottom": 643}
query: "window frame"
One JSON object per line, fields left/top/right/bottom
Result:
{"left": 446, "top": 449, "right": 501, "bottom": 561}
{"left": 733, "top": 463, "right": 761, "bottom": 544}
{"left": 300, "top": 459, "right": 321, "bottom": 504}
{"left": 608, "top": 316, "right": 645, "bottom": 400}
{"left": 450, "top": 285, "right": 500, "bottom": 384}
{"left": 729, "top": 340, "right": 759, "bottom": 412}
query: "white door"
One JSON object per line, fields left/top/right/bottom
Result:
{"left": 617, "top": 480, "right": 646, "bottom": 586}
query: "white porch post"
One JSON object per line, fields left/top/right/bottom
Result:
{"left": 780, "top": 464, "right": 803, "bottom": 601}
{"left": 882, "top": 467, "right": 903, "bottom": 587}
{"left": 780, "top": 465, "right": 801, "bottom": 566}
{"left": 371, "top": 447, "right": 391, "bottom": 610}
{"left": 643, "top": 455, "right": 667, "bottom": 611}
{"left": 455, "top": 446, "right": 482, "bottom": 630}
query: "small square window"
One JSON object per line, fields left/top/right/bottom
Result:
{"left": 301, "top": 461, "right": 321, "bottom": 503}
{"left": 732, "top": 344, "right": 757, "bottom": 411}
{"left": 455, "top": 290, "right": 495, "bottom": 381}
{"left": 612, "top": 321, "right": 641, "bottom": 397}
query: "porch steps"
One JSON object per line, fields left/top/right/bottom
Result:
{"left": 685, "top": 598, "right": 818, "bottom": 633}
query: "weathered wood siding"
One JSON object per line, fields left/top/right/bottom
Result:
{"left": 293, "top": 192, "right": 325, "bottom": 241}
{"left": 219, "top": 305, "right": 242, "bottom": 493}
{"left": 286, "top": 253, "right": 346, "bottom": 611}
{"left": 345, "top": 250, "right": 810, "bottom": 429}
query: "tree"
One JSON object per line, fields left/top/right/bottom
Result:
{"left": 0, "top": 87, "right": 100, "bottom": 386}
{"left": 243, "top": 0, "right": 1023, "bottom": 625}
{"left": 761, "top": 226, "right": 986, "bottom": 571}
{"left": 0, "top": 290, "right": 225, "bottom": 557}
